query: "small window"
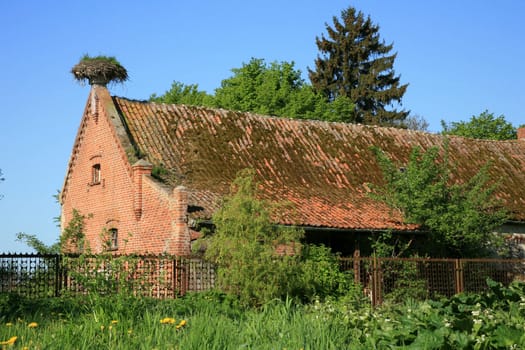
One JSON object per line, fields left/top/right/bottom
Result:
{"left": 92, "top": 164, "right": 101, "bottom": 185}
{"left": 108, "top": 228, "right": 118, "bottom": 250}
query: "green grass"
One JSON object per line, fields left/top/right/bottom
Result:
{"left": 0, "top": 291, "right": 355, "bottom": 349}
{"left": 2, "top": 281, "right": 525, "bottom": 349}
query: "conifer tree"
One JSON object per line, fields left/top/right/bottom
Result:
{"left": 309, "top": 6, "right": 409, "bottom": 125}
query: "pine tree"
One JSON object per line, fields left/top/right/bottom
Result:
{"left": 308, "top": 6, "right": 409, "bottom": 125}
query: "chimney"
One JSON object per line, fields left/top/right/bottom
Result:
{"left": 518, "top": 127, "right": 525, "bottom": 141}
{"left": 168, "top": 186, "right": 191, "bottom": 256}
{"left": 132, "top": 159, "right": 153, "bottom": 219}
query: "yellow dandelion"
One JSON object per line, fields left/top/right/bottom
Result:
{"left": 100, "top": 325, "right": 105, "bottom": 331}
{"left": 160, "top": 317, "right": 176, "bottom": 325}
{"left": 0, "top": 336, "right": 17, "bottom": 345}
{"left": 176, "top": 320, "right": 187, "bottom": 329}
{"left": 127, "top": 329, "right": 133, "bottom": 335}
{"left": 111, "top": 320, "right": 118, "bottom": 325}
{"left": 5, "top": 323, "right": 13, "bottom": 327}
{"left": 27, "top": 322, "right": 38, "bottom": 328}
{"left": 23, "top": 347, "right": 29, "bottom": 350}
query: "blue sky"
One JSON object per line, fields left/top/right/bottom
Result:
{"left": 1, "top": 1, "right": 523, "bottom": 252}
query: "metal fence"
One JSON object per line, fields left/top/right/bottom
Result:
{"left": 0, "top": 254, "right": 62, "bottom": 297}
{"left": 339, "top": 257, "right": 525, "bottom": 306}
{"left": 2, "top": 253, "right": 525, "bottom": 306}
{"left": 0, "top": 253, "right": 215, "bottom": 298}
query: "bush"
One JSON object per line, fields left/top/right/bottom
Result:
{"left": 203, "top": 169, "right": 304, "bottom": 307}
{"left": 296, "top": 244, "right": 354, "bottom": 301}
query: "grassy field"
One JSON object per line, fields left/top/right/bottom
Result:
{"left": 2, "top": 280, "right": 525, "bottom": 349}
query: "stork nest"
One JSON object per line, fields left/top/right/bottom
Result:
{"left": 71, "top": 55, "right": 128, "bottom": 86}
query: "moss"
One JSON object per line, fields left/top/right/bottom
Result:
{"left": 151, "top": 164, "right": 169, "bottom": 182}
{"left": 125, "top": 145, "right": 146, "bottom": 164}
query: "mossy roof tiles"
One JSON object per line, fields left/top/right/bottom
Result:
{"left": 113, "top": 96, "right": 525, "bottom": 230}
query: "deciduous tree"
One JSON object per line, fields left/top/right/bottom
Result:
{"left": 151, "top": 58, "right": 356, "bottom": 122}
{"left": 202, "top": 169, "right": 304, "bottom": 306}
{"left": 214, "top": 58, "right": 355, "bottom": 122}
{"left": 441, "top": 110, "right": 517, "bottom": 140}
{"left": 150, "top": 81, "right": 214, "bottom": 107}
{"left": 370, "top": 143, "right": 508, "bottom": 258}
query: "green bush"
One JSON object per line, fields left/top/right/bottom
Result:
{"left": 296, "top": 244, "right": 355, "bottom": 301}
{"left": 203, "top": 169, "right": 304, "bottom": 307}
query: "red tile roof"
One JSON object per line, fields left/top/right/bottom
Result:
{"left": 113, "top": 96, "right": 525, "bottom": 230}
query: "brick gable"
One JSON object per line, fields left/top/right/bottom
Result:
{"left": 61, "top": 86, "right": 190, "bottom": 255}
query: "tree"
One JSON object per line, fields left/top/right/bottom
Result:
{"left": 370, "top": 143, "right": 508, "bottom": 258}
{"left": 150, "top": 58, "right": 356, "bottom": 122}
{"left": 202, "top": 169, "right": 304, "bottom": 306}
{"left": 308, "top": 6, "right": 408, "bottom": 126}
{"left": 16, "top": 232, "right": 61, "bottom": 254}
{"left": 215, "top": 58, "right": 295, "bottom": 115}
{"left": 150, "top": 81, "right": 215, "bottom": 107}
{"left": 399, "top": 114, "right": 429, "bottom": 132}
{"left": 16, "top": 209, "right": 87, "bottom": 254}
{"left": 214, "top": 58, "right": 355, "bottom": 122}
{"left": 441, "top": 110, "right": 517, "bottom": 140}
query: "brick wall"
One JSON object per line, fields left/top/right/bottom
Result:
{"left": 61, "top": 86, "right": 191, "bottom": 256}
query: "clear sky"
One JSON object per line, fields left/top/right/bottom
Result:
{"left": 1, "top": 1, "right": 523, "bottom": 252}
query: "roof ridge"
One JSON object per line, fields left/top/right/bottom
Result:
{"left": 113, "top": 96, "right": 523, "bottom": 145}
{"left": 113, "top": 95, "right": 442, "bottom": 138}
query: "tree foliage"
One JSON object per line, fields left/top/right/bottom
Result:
{"left": 370, "top": 143, "right": 508, "bottom": 258}
{"left": 16, "top": 232, "right": 61, "bottom": 254}
{"left": 399, "top": 114, "right": 429, "bottom": 131}
{"left": 16, "top": 209, "right": 87, "bottom": 254}
{"left": 152, "top": 58, "right": 355, "bottom": 122}
{"left": 308, "top": 6, "right": 408, "bottom": 126}
{"left": 441, "top": 110, "right": 517, "bottom": 140}
{"left": 214, "top": 58, "right": 356, "bottom": 122}
{"left": 150, "top": 81, "right": 214, "bottom": 107}
{"left": 203, "top": 169, "right": 304, "bottom": 306}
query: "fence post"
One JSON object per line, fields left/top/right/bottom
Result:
{"left": 173, "top": 257, "right": 188, "bottom": 296}
{"left": 454, "top": 259, "right": 464, "bottom": 294}
{"left": 353, "top": 250, "right": 361, "bottom": 286}
{"left": 371, "top": 256, "right": 382, "bottom": 307}
{"left": 54, "top": 254, "right": 61, "bottom": 297}
{"left": 172, "top": 258, "right": 178, "bottom": 297}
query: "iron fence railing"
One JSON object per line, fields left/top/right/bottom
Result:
{"left": 2, "top": 253, "right": 525, "bottom": 306}
{"left": 0, "top": 253, "right": 62, "bottom": 297}
{"left": 0, "top": 253, "right": 215, "bottom": 299}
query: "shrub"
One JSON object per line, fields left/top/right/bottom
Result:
{"left": 296, "top": 244, "right": 354, "bottom": 301}
{"left": 203, "top": 169, "right": 304, "bottom": 307}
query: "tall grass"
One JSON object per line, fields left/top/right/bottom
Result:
{"left": 0, "top": 291, "right": 356, "bottom": 349}
{"left": 3, "top": 280, "right": 525, "bottom": 349}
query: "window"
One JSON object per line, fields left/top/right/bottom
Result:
{"left": 108, "top": 228, "right": 118, "bottom": 250}
{"left": 92, "top": 164, "right": 101, "bottom": 185}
